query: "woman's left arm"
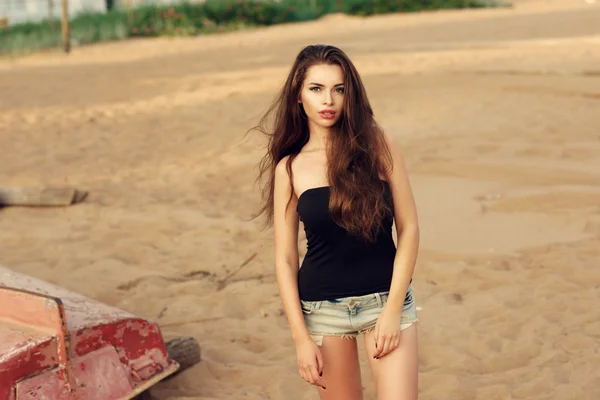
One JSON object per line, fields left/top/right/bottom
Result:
{"left": 385, "top": 130, "right": 419, "bottom": 311}
{"left": 373, "top": 130, "right": 420, "bottom": 359}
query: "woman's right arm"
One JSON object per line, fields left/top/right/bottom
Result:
{"left": 273, "top": 157, "right": 310, "bottom": 343}
{"left": 273, "top": 157, "right": 326, "bottom": 389}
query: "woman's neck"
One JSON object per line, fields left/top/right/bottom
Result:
{"left": 305, "top": 124, "right": 331, "bottom": 151}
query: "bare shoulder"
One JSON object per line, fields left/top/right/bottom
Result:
{"left": 275, "top": 155, "right": 291, "bottom": 181}
{"left": 275, "top": 153, "right": 306, "bottom": 185}
{"left": 380, "top": 130, "right": 418, "bottom": 226}
{"left": 274, "top": 155, "right": 294, "bottom": 195}
{"left": 274, "top": 156, "right": 300, "bottom": 220}
{"left": 276, "top": 150, "right": 326, "bottom": 196}
{"left": 380, "top": 129, "right": 405, "bottom": 174}
{"left": 381, "top": 129, "right": 400, "bottom": 152}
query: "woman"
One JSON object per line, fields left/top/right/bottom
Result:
{"left": 253, "top": 44, "right": 419, "bottom": 399}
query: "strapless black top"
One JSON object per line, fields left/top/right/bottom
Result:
{"left": 296, "top": 182, "right": 398, "bottom": 301}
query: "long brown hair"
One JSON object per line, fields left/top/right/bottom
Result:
{"left": 251, "top": 44, "right": 393, "bottom": 242}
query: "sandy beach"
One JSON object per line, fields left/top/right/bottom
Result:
{"left": 1, "top": 0, "right": 599, "bottom": 398}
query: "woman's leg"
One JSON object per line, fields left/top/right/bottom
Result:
{"left": 363, "top": 324, "right": 418, "bottom": 400}
{"left": 316, "top": 336, "right": 363, "bottom": 400}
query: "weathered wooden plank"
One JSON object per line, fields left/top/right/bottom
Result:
{"left": 0, "top": 187, "right": 88, "bottom": 206}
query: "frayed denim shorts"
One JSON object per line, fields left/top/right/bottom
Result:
{"left": 300, "top": 284, "right": 418, "bottom": 346}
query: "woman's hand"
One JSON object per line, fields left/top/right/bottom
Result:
{"left": 295, "top": 337, "right": 327, "bottom": 390}
{"left": 372, "top": 308, "right": 403, "bottom": 359}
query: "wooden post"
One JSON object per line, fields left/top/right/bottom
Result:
{"left": 337, "top": 0, "right": 343, "bottom": 12}
{"left": 61, "top": 0, "right": 70, "bottom": 53}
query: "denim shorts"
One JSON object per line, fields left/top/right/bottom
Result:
{"left": 300, "top": 284, "right": 418, "bottom": 346}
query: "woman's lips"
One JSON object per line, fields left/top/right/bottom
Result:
{"left": 319, "top": 110, "right": 336, "bottom": 119}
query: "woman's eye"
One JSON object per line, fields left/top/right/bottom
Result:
{"left": 308, "top": 87, "right": 343, "bottom": 93}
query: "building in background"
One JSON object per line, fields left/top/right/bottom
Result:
{"left": 1, "top": 0, "right": 107, "bottom": 25}
{"left": 1, "top": 0, "right": 201, "bottom": 26}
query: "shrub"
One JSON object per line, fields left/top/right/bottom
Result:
{"left": 128, "top": 4, "right": 205, "bottom": 37}
{"left": 202, "top": 0, "right": 290, "bottom": 27}
{"left": 70, "top": 11, "right": 130, "bottom": 44}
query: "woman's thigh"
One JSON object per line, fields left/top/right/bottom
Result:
{"left": 363, "top": 324, "right": 418, "bottom": 400}
{"left": 317, "top": 336, "right": 363, "bottom": 400}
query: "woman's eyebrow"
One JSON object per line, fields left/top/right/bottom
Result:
{"left": 307, "top": 82, "right": 344, "bottom": 86}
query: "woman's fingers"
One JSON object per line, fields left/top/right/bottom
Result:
{"left": 316, "top": 349, "right": 324, "bottom": 376}
{"left": 299, "top": 367, "right": 309, "bottom": 383}
{"left": 374, "top": 334, "right": 399, "bottom": 359}
{"left": 373, "top": 335, "right": 386, "bottom": 358}
{"left": 310, "top": 364, "right": 327, "bottom": 389}
{"left": 382, "top": 337, "right": 394, "bottom": 358}
{"left": 299, "top": 364, "right": 326, "bottom": 389}
{"left": 297, "top": 342, "right": 326, "bottom": 388}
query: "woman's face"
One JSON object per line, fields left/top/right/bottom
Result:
{"left": 299, "top": 63, "right": 344, "bottom": 130}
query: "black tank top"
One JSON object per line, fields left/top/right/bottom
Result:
{"left": 297, "top": 181, "right": 398, "bottom": 301}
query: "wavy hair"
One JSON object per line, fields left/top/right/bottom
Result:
{"left": 251, "top": 44, "right": 393, "bottom": 242}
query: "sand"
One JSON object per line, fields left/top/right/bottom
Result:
{"left": 1, "top": 0, "right": 599, "bottom": 398}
